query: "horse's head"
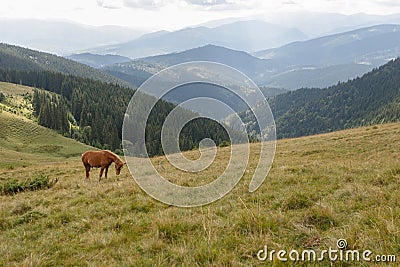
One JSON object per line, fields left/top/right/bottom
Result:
{"left": 115, "top": 160, "right": 126, "bottom": 175}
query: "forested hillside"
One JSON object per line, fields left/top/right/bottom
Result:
{"left": 66, "top": 53, "right": 131, "bottom": 68}
{"left": 0, "top": 69, "right": 231, "bottom": 156}
{"left": 242, "top": 58, "right": 400, "bottom": 138}
{"left": 0, "top": 43, "right": 131, "bottom": 87}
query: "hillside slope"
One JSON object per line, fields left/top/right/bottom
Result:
{"left": 276, "top": 58, "right": 400, "bottom": 138}
{"left": 0, "top": 120, "right": 399, "bottom": 265}
{"left": 0, "top": 111, "right": 92, "bottom": 166}
{"left": 0, "top": 74, "right": 232, "bottom": 157}
{"left": 0, "top": 82, "right": 92, "bottom": 167}
{"left": 0, "top": 43, "right": 132, "bottom": 87}
{"left": 239, "top": 58, "right": 400, "bottom": 139}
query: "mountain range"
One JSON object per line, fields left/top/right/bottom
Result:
{"left": 87, "top": 20, "right": 307, "bottom": 59}
{"left": 39, "top": 12, "right": 397, "bottom": 91}
{"left": 254, "top": 24, "right": 400, "bottom": 66}
{"left": 1, "top": 12, "right": 400, "bottom": 58}
{"left": 1, "top": 41, "right": 400, "bottom": 153}
{"left": 0, "top": 18, "right": 143, "bottom": 56}
{"left": 83, "top": 12, "right": 400, "bottom": 59}
{"left": 256, "top": 11, "right": 400, "bottom": 37}
{"left": 99, "top": 24, "right": 400, "bottom": 90}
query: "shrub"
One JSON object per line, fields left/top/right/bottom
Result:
{"left": 0, "top": 175, "right": 58, "bottom": 195}
{"left": 218, "top": 140, "right": 231, "bottom": 148}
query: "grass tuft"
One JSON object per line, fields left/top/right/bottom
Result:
{"left": 283, "top": 192, "right": 314, "bottom": 210}
{"left": 14, "top": 210, "right": 46, "bottom": 226}
{"left": 304, "top": 206, "right": 338, "bottom": 231}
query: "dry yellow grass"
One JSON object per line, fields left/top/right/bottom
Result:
{"left": 1, "top": 111, "right": 400, "bottom": 265}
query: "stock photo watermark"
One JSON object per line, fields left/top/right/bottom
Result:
{"left": 122, "top": 61, "right": 276, "bottom": 207}
{"left": 257, "top": 239, "right": 396, "bottom": 263}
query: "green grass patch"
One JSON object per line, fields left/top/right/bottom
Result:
{"left": 283, "top": 192, "right": 314, "bottom": 210}
{"left": 304, "top": 206, "right": 339, "bottom": 231}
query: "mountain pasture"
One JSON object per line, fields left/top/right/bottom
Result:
{"left": 1, "top": 111, "right": 400, "bottom": 265}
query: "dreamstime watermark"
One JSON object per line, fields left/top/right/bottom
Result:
{"left": 122, "top": 61, "right": 276, "bottom": 207}
{"left": 257, "top": 239, "right": 396, "bottom": 263}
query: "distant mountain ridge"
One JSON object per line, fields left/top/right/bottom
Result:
{"left": 0, "top": 18, "right": 143, "bottom": 55}
{"left": 139, "top": 44, "right": 267, "bottom": 76}
{"left": 87, "top": 20, "right": 307, "bottom": 58}
{"left": 101, "top": 45, "right": 268, "bottom": 88}
{"left": 254, "top": 24, "right": 400, "bottom": 66}
{"left": 2, "top": 12, "right": 399, "bottom": 58}
{"left": 104, "top": 24, "right": 400, "bottom": 90}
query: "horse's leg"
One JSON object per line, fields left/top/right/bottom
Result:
{"left": 99, "top": 167, "right": 104, "bottom": 182}
{"left": 105, "top": 166, "right": 109, "bottom": 179}
{"left": 85, "top": 167, "right": 90, "bottom": 179}
{"left": 84, "top": 164, "right": 90, "bottom": 180}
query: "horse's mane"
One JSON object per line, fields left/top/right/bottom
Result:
{"left": 104, "top": 150, "right": 123, "bottom": 164}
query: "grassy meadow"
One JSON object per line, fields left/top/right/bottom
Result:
{"left": 1, "top": 121, "right": 400, "bottom": 265}
{"left": 0, "top": 83, "right": 399, "bottom": 266}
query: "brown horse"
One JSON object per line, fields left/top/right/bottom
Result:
{"left": 81, "top": 150, "right": 126, "bottom": 181}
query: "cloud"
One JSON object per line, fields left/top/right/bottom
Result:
{"left": 282, "top": 0, "right": 297, "bottom": 5}
{"left": 96, "top": 0, "right": 400, "bottom": 15}
{"left": 184, "top": 0, "right": 230, "bottom": 6}
{"left": 121, "top": 0, "right": 240, "bottom": 10}
{"left": 123, "top": 0, "right": 169, "bottom": 9}
{"left": 372, "top": 0, "right": 400, "bottom": 7}
{"left": 97, "top": 0, "right": 123, "bottom": 9}
{"left": 182, "top": 0, "right": 250, "bottom": 10}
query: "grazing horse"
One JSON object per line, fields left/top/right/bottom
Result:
{"left": 81, "top": 150, "right": 126, "bottom": 181}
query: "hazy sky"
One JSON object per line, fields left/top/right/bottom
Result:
{"left": 2, "top": 0, "right": 400, "bottom": 30}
